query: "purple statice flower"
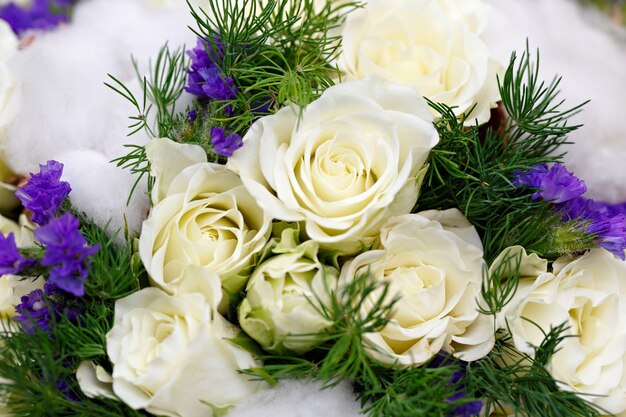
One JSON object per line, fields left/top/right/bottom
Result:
{"left": 513, "top": 163, "right": 587, "bottom": 204}
{"left": 15, "top": 289, "right": 54, "bottom": 334}
{"left": 513, "top": 164, "right": 626, "bottom": 258}
{"left": 429, "top": 352, "right": 483, "bottom": 417}
{"left": 0, "top": 233, "right": 34, "bottom": 275}
{"left": 562, "top": 197, "right": 626, "bottom": 260}
{"left": 448, "top": 392, "right": 484, "bottom": 417}
{"left": 55, "top": 378, "right": 80, "bottom": 403}
{"left": 34, "top": 213, "right": 99, "bottom": 297}
{"left": 0, "top": 0, "right": 69, "bottom": 36}
{"left": 186, "top": 36, "right": 238, "bottom": 102}
{"left": 210, "top": 127, "right": 243, "bottom": 157}
{"left": 16, "top": 160, "right": 71, "bottom": 225}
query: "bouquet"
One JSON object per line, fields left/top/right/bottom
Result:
{"left": 0, "top": 0, "right": 625, "bottom": 416}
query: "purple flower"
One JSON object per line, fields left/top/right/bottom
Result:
{"left": 429, "top": 352, "right": 483, "bottom": 417}
{"left": 187, "top": 109, "right": 197, "bottom": 122}
{"left": 186, "top": 36, "right": 237, "bottom": 102}
{"left": 0, "top": 233, "right": 34, "bottom": 275}
{"left": 16, "top": 160, "right": 71, "bottom": 225}
{"left": 55, "top": 378, "right": 80, "bottom": 402}
{"left": 513, "top": 164, "right": 587, "bottom": 204}
{"left": 0, "top": 0, "right": 70, "bottom": 36}
{"left": 34, "top": 213, "right": 99, "bottom": 297}
{"left": 448, "top": 392, "right": 484, "bottom": 417}
{"left": 15, "top": 289, "right": 53, "bottom": 334}
{"left": 562, "top": 197, "right": 626, "bottom": 260}
{"left": 210, "top": 127, "right": 243, "bottom": 157}
{"left": 513, "top": 164, "right": 626, "bottom": 258}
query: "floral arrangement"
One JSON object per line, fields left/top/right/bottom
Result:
{"left": 0, "top": 1, "right": 625, "bottom": 417}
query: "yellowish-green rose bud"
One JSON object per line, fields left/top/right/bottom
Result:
{"left": 239, "top": 225, "right": 338, "bottom": 354}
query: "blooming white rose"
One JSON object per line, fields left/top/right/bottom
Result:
{"left": 0, "top": 214, "right": 42, "bottom": 318}
{"left": 0, "top": 21, "right": 20, "bottom": 213}
{"left": 499, "top": 247, "right": 626, "bottom": 416}
{"left": 239, "top": 225, "right": 338, "bottom": 354}
{"left": 339, "top": 209, "right": 494, "bottom": 366}
{"left": 140, "top": 139, "right": 272, "bottom": 304}
{"left": 106, "top": 286, "right": 263, "bottom": 417}
{"left": 337, "top": 0, "right": 501, "bottom": 124}
{"left": 228, "top": 77, "right": 439, "bottom": 254}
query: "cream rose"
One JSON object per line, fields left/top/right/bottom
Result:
{"left": 239, "top": 225, "right": 338, "bottom": 354}
{"left": 139, "top": 139, "right": 272, "bottom": 303}
{"left": 228, "top": 77, "right": 439, "bottom": 254}
{"left": 106, "top": 286, "right": 263, "bottom": 417}
{"left": 339, "top": 209, "right": 494, "bottom": 366}
{"left": 0, "top": 21, "right": 20, "bottom": 213}
{"left": 0, "top": 154, "right": 19, "bottom": 214}
{"left": 498, "top": 247, "right": 626, "bottom": 416}
{"left": 337, "top": 0, "right": 501, "bottom": 124}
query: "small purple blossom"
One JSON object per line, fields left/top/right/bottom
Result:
{"left": 210, "top": 127, "right": 243, "bottom": 157}
{"left": 0, "top": 233, "right": 34, "bottom": 275}
{"left": 513, "top": 164, "right": 587, "bottom": 204}
{"left": 16, "top": 160, "right": 71, "bottom": 225}
{"left": 187, "top": 108, "right": 197, "bottom": 122}
{"left": 196, "top": 67, "right": 237, "bottom": 101}
{"left": 186, "top": 36, "right": 237, "bottom": 102}
{"left": 55, "top": 378, "right": 80, "bottom": 403}
{"left": 562, "top": 197, "right": 626, "bottom": 260}
{"left": 34, "top": 213, "right": 99, "bottom": 297}
{"left": 15, "top": 289, "right": 53, "bottom": 334}
{"left": 513, "top": 164, "right": 626, "bottom": 259}
{"left": 0, "top": 0, "right": 70, "bottom": 36}
{"left": 429, "top": 352, "right": 483, "bottom": 417}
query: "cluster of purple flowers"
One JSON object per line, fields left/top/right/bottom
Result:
{"left": 429, "top": 353, "right": 483, "bottom": 417}
{"left": 513, "top": 163, "right": 626, "bottom": 259}
{"left": 0, "top": 232, "right": 34, "bottom": 275}
{"left": 4, "top": 161, "right": 98, "bottom": 334}
{"left": 35, "top": 212, "right": 99, "bottom": 297}
{"left": 186, "top": 37, "right": 244, "bottom": 157}
{"left": 15, "top": 160, "right": 71, "bottom": 225}
{"left": 186, "top": 37, "right": 237, "bottom": 102}
{"left": 0, "top": 0, "right": 73, "bottom": 36}
{"left": 210, "top": 126, "right": 243, "bottom": 157}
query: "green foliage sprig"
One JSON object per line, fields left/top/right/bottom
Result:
{"left": 466, "top": 330, "right": 605, "bottom": 417}
{"left": 242, "top": 272, "right": 480, "bottom": 417}
{"left": 0, "top": 214, "right": 147, "bottom": 416}
{"left": 417, "top": 45, "right": 594, "bottom": 262}
{"left": 107, "top": 44, "right": 188, "bottom": 204}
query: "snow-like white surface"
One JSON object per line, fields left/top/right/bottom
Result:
{"left": 2, "top": 0, "right": 196, "bottom": 235}
{"left": 227, "top": 380, "right": 363, "bottom": 417}
{"left": 484, "top": 0, "right": 626, "bottom": 203}
{"left": 1, "top": 1, "right": 625, "bottom": 415}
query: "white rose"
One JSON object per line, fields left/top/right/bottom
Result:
{"left": 0, "top": 214, "right": 42, "bottom": 318}
{"left": 239, "top": 225, "right": 338, "bottom": 354}
{"left": 500, "top": 248, "right": 626, "bottom": 416}
{"left": 106, "top": 286, "right": 263, "bottom": 417}
{"left": 139, "top": 139, "right": 272, "bottom": 304}
{"left": 228, "top": 77, "right": 439, "bottom": 254}
{"left": 0, "top": 21, "right": 20, "bottom": 213}
{"left": 339, "top": 209, "right": 494, "bottom": 366}
{"left": 337, "top": 0, "right": 501, "bottom": 125}
{"left": 0, "top": 153, "right": 19, "bottom": 213}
